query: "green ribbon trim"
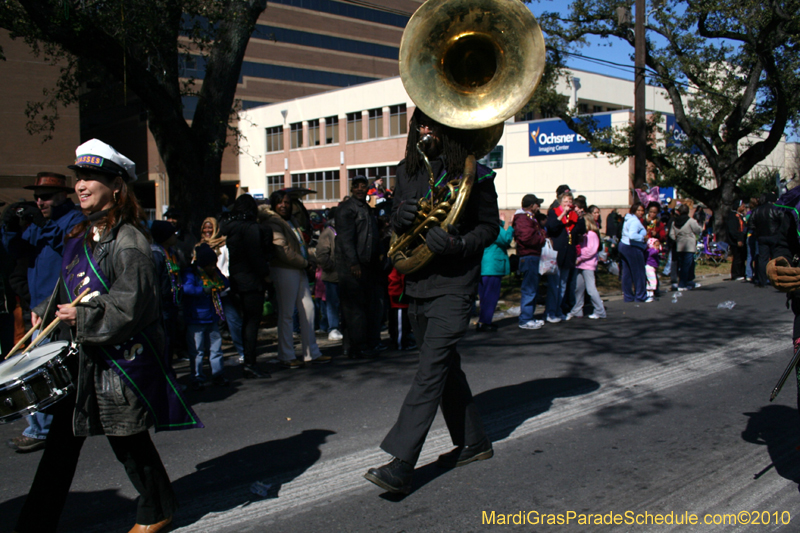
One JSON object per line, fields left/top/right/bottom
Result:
{"left": 774, "top": 203, "right": 800, "bottom": 239}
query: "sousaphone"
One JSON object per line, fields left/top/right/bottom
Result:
{"left": 388, "top": 0, "right": 546, "bottom": 274}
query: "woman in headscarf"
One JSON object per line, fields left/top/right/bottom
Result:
{"left": 196, "top": 217, "right": 245, "bottom": 365}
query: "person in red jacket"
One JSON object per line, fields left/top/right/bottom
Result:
{"left": 387, "top": 268, "right": 416, "bottom": 351}
{"left": 513, "top": 194, "right": 547, "bottom": 330}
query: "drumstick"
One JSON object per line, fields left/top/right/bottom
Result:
{"left": 4, "top": 323, "right": 40, "bottom": 361}
{"left": 4, "top": 287, "right": 92, "bottom": 360}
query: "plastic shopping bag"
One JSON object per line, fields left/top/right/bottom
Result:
{"left": 539, "top": 239, "right": 558, "bottom": 276}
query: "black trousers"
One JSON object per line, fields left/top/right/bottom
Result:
{"left": 338, "top": 263, "right": 381, "bottom": 353}
{"left": 381, "top": 293, "right": 487, "bottom": 466}
{"left": 730, "top": 242, "right": 746, "bottom": 279}
{"left": 238, "top": 290, "right": 264, "bottom": 365}
{"left": 756, "top": 239, "right": 777, "bottom": 286}
{"left": 15, "top": 396, "right": 176, "bottom": 532}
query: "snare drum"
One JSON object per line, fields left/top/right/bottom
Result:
{"left": 0, "top": 341, "right": 77, "bottom": 423}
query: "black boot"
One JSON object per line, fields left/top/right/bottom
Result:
{"left": 435, "top": 437, "right": 493, "bottom": 468}
{"left": 364, "top": 457, "right": 413, "bottom": 494}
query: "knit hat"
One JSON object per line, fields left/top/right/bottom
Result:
{"left": 150, "top": 220, "right": 176, "bottom": 244}
{"left": 195, "top": 243, "right": 217, "bottom": 268}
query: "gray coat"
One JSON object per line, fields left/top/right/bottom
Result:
{"left": 39, "top": 223, "right": 164, "bottom": 437}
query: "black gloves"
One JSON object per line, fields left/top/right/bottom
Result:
{"left": 2, "top": 202, "right": 43, "bottom": 231}
{"left": 396, "top": 200, "right": 419, "bottom": 231}
{"left": 427, "top": 224, "right": 464, "bottom": 256}
{"left": 2, "top": 203, "right": 20, "bottom": 230}
{"left": 15, "top": 203, "right": 46, "bottom": 228}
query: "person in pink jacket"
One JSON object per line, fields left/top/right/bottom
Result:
{"left": 566, "top": 212, "right": 607, "bottom": 319}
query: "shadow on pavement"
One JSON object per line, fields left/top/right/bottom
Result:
{"left": 25, "top": 428, "right": 337, "bottom": 532}
{"left": 169, "top": 428, "right": 336, "bottom": 528}
{"left": 742, "top": 405, "right": 800, "bottom": 485}
{"left": 402, "top": 377, "right": 600, "bottom": 496}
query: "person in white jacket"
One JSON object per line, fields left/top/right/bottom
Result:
{"left": 619, "top": 203, "right": 648, "bottom": 302}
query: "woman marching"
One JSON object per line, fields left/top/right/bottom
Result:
{"left": 13, "top": 140, "right": 202, "bottom": 533}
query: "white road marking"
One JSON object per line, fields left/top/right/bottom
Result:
{"left": 171, "top": 329, "right": 789, "bottom": 531}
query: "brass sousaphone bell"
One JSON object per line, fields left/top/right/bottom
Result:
{"left": 388, "top": 0, "right": 546, "bottom": 274}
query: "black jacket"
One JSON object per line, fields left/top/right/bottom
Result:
{"left": 221, "top": 215, "right": 273, "bottom": 293}
{"left": 335, "top": 196, "right": 379, "bottom": 267}
{"left": 545, "top": 208, "right": 587, "bottom": 269}
{"left": 749, "top": 202, "right": 784, "bottom": 243}
{"left": 390, "top": 156, "right": 500, "bottom": 298}
{"left": 726, "top": 211, "right": 746, "bottom": 244}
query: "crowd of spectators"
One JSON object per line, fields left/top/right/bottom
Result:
{"left": 7, "top": 174, "right": 780, "bottom": 390}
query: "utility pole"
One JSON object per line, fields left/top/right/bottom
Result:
{"left": 634, "top": 0, "right": 647, "bottom": 190}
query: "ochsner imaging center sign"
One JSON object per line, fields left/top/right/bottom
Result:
{"left": 528, "top": 115, "right": 612, "bottom": 157}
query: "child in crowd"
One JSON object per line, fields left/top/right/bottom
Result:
{"left": 387, "top": 267, "right": 415, "bottom": 351}
{"left": 567, "top": 212, "right": 606, "bottom": 319}
{"left": 645, "top": 237, "right": 662, "bottom": 302}
{"left": 183, "top": 243, "right": 230, "bottom": 389}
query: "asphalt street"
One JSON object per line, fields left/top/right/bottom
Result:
{"left": 1, "top": 277, "right": 799, "bottom": 532}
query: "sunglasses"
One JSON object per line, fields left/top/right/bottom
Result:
{"left": 34, "top": 193, "right": 56, "bottom": 202}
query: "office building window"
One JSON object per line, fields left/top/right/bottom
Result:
{"left": 368, "top": 108, "right": 383, "bottom": 139}
{"left": 291, "top": 170, "right": 341, "bottom": 200}
{"left": 308, "top": 119, "right": 320, "bottom": 146}
{"left": 389, "top": 104, "right": 407, "bottom": 136}
{"left": 290, "top": 122, "right": 303, "bottom": 149}
{"left": 326, "top": 116, "right": 339, "bottom": 144}
{"left": 266, "top": 175, "right": 285, "bottom": 196}
{"left": 266, "top": 126, "right": 283, "bottom": 153}
{"left": 347, "top": 112, "right": 362, "bottom": 141}
{"left": 348, "top": 165, "right": 397, "bottom": 191}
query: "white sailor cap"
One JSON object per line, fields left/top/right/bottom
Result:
{"left": 68, "top": 139, "right": 137, "bottom": 182}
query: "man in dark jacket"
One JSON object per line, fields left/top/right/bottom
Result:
{"left": 220, "top": 195, "right": 273, "bottom": 378}
{"left": 750, "top": 192, "right": 782, "bottom": 287}
{"left": 513, "top": 194, "right": 546, "bottom": 330}
{"left": 726, "top": 201, "right": 748, "bottom": 281}
{"left": 335, "top": 176, "right": 382, "bottom": 358}
{"left": 2, "top": 172, "right": 85, "bottom": 453}
{"left": 364, "top": 108, "right": 498, "bottom": 495}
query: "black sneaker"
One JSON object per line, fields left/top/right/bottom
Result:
{"left": 436, "top": 437, "right": 494, "bottom": 469}
{"left": 7, "top": 435, "right": 46, "bottom": 453}
{"left": 212, "top": 374, "right": 231, "bottom": 386}
{"left": 475, "top": 322, "right": 498, "bottom": 332}
{"left": 243, "top": 365, "right": 271, "bottom": 379}
{"left": 364, "top": 457, "right": 414, "bottom": 494}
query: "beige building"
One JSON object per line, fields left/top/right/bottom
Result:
{"left": 239, "top": 68, "right": 798, "bottom": 215}
{"left": 0, "top": 30, "right": 81, "bottom": 205}
{"left": 238, "top": 70, "right": 676, "bottom": 214}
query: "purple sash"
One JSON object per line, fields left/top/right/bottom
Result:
{"left": 63, "top": 232, "right": 203, "bottom": 431}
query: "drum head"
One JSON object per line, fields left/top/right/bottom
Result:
{"left": 0, "top": 341, "right": 70, "bottom": 382}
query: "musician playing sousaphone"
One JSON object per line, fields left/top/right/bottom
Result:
{"left": 362, "top": 0, "right": 545, "bottom": 495}
{"left": 364, "top": 110, "right": 500, "bottom": 494}
{"left": 13, "top": 139, "right": 202, "bottom": 533}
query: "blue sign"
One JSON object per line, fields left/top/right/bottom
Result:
{"left": 528, "top": 115, "right": 612, "bottom": 157}
{"left": 659, "top": 187, "right": 675, "bottom": 204}
{"left": 665, "top": 115, "right": 701, "bottom": 154}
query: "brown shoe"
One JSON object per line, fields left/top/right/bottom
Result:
{"left": 7, "top": 435, "right": 46, "bottom": 453}
{"left": 128, "top": 517, "right": 172, "bottom": 533}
